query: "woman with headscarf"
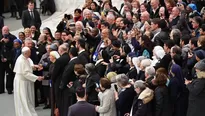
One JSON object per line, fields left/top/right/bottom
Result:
{"left": 168, "top": 64, "right": 188, "bottom": 116}
{"left": 152, "top": 46, "right": 165, "bottom": 66}
{"left": 43, "top": 27, "right": 55, "bottom": 43}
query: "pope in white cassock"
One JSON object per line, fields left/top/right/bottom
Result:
{"left": 13, "top": 47, "right": 43, "bottom": 116}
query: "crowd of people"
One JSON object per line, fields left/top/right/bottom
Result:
{"left": 1, "top": 0, "right": 205, "bottom": 116}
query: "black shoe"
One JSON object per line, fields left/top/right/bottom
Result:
{"left": 43, "top": 105, "right": 51, "bottom": 109}
{"left": 38, "top": 99, "right": 45, "bottom": 104}
{"left": 8, "top": 91, "right": 13, "bottom": 94}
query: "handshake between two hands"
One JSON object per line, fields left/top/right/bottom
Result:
{"left": 37, "top": 76, "right": 44, "bottom": 81}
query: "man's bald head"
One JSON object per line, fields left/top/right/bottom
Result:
{"left": 101, "top": 28, "right": 109, "bottom": 39}
{"left": 58, "top": 44, "right": 68, "bottom": 55}
{"left": 2, "top": 26, "right": 10, "bottom": 35}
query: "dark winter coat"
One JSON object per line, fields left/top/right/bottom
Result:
{"left": 187, "top": 77, "right": 205, "bottom": 116}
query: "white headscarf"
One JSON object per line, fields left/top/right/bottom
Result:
{"left": 50, "top": 51, "right": 60, "bottom": 59}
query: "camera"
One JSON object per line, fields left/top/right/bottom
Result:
{"left": 64, "top": 14, "right": 73, "bottom": 20}
{"left": 3, "top": 34, "right": 9, "bottom": 39}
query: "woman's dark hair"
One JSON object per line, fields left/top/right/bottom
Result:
{"left": 43, "top": 27, "right": 54, "bottom": 40}
{"left": 140, "top": 3, "right": 148, "bottom": 10}
{"left": 141, "top": 35, "right": 155, "bottom": 55}
{"left": 100, "top": 78, "right": 111, "bottom": 89}
{"left": 19, "top": 32, "right": 25, "bottom": 36}
{"left": 102, "top": 0, "right": 112, "bottom": 9}
{"left": 91, "top": 2, "right": 98, "bottom": 8}
{"left": 74, "top": 64, "right": 85, "bottom": 75}
{"left": 155, "top": 73, "right": 168, "bottom": 86}
{"left": 74, "top": 8, "right": 82, "bottom": 14}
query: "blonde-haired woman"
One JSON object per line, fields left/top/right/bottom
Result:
{"left": 24, "top": 28, "right": 32, "bottom": 38}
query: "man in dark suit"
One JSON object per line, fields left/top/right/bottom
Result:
{"left": 76, "top": 39, "right": 89, "bottom": 65}
{"left": 68, "top": 87, "right": 96, "bottom": 116}
{"left": 22, "top": 1, "right": 41, "bottom": 30}
{"left": 52, "top": 44, "right": 70, "bottom": 112}
{"left": 59, "top": 47, "right": 80, "bottom": 116}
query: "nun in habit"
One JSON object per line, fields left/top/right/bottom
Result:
{"left": 13, "top": 47, "right": 43, "bottom": 116}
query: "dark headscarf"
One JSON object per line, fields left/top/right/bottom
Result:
{"left": 169, "top": 64, "right": 185, "bottom": 89}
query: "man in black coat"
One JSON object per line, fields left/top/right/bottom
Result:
{"left": 153, "top": 19, "right": 170, "bottom": 47}
{"left": 22, "top": 1, "right": 41, "bottom": 29}
{"left": 68, "top": 87, "right": 96, "bottom": 116}
{"left": 76, "top": 39, "right": 89, "bottom": 65}
{"left": 0, "top": 26, "right": 16, "bottom": 94}
{"left": 58, "top": 47, "right": 80, "bottom": 116}
{"left": 169, "top": 7, "right": 180, "bottom": 28}
{"left": 52, "top": 44, "right": 70, "bottom": 110}
{"left": 150, "top": 0, "right": 160, "bottom": 18}
{"left": 84, "top": 28, "right": 101, "bottom": 62}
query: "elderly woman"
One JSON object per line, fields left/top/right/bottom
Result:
{"left": 138, "top": 59, "right": 152, "bottom": 81}
{"left": 145, "top": 66, "right": 156, "bottom": 90}
{"left": 129, "top": 80, "right": 154, "bottom": 116}
{"left": 152, "top": 46, "right": 166, "bottom": 66}
{"left": 185, "top": 59, "right": 205, "bottom": 116}
{"left": 96, "top": 78, "right": 117, "bottom": 116}
{"left": 43, "top": 51, "right": 60, "bottom": 113}
{"left": 115, "top": 74, "right": 136, "bottom": 116}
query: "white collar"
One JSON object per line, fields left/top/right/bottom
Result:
{"left": 95, "top": 59, "right": 104, "bottom": 66}
{"left": 70, "top": 57, "right": 77, "bottom": 62}
{"left": 28, "top": 9, "right": 33, "bottom": 12}
{"left": 78, "top": 49, "right": 85, "bottom": 54}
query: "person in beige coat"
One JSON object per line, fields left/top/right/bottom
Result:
{"left": 96, "top": 78, "right": 117, "bottom": 116}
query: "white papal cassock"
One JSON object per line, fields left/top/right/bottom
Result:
{"left": 13, "top": 54, "right": 38, "bottom": 116}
